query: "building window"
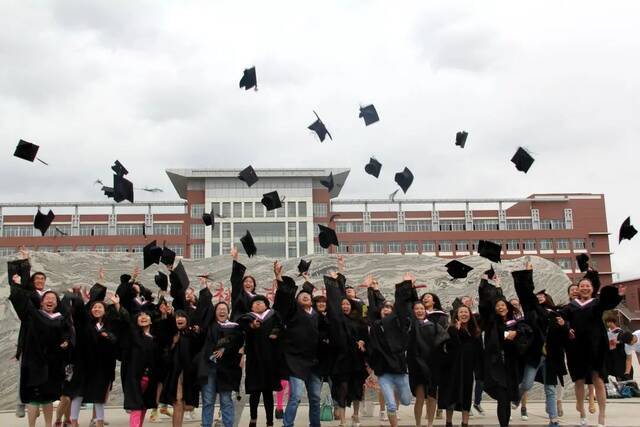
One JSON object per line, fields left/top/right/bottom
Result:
{"left": 298, "top": 241, "right": 308, "bottom": 256}
{"left": 116, "top": 224, "right": 144, "bottom": 236}
{"left": 113, "top": 246, "right": 129, "bottom": 253}
{"left": 313, "top": 203, "right": 328, "bottom": 217}
{"left": 405, "top": 241, "right": 419, "bottom": 253}
{"left": 79, "top": 224, "right": 109, "bottom": 236}
{"left": 405, "top": 220, "right": 430, "bottom": 232}
{"left": 288, "top": 222, "right": 297, "bottom": 241}
{"left": 506, "top": 240, "right": 520, "bottom": 251}
{"left": 540, "top": 219, "right": 566, "bottom": 230}
{"left": 540, "top": 239, "right": 553, "bottom": 250}
{"left": 3, "top": 225, "right": 34, "bottom": 237}
{"left": 0, "top": 247, "right": 16, "bottom": 256}
{"left": 314, "top": 243, "right": 327, "bottom": 254}
{"left": 153, "top": 223, "right": 183, "bottom": 235}
{"left": 288, "top": 241, "right": 297, "bottom": 258}
{"left": 45, "top": 224, "right": 72, "bottom": 237}
{"left": 370, "top": 242, "right": 385, "bottom": 253}
{"left": 438, "top": 241, "right": 452, "bottom": 252}
{"left": 439, "top": 220, "right": 465, "bottom": 231}
{"left": 233, "top": 202, "right": 243, "bottom": 218}
{"left": 37, "top": 246, "right": 53, "bottom": 252}
{"left": 190, "top": 224, "right": 205, "bottom": 239}
{"left": 191, "top": 204, "right": 204, "bottom": 219}
{"left": 557, "top": 258, "right": 572, "bottom": 270}
{"left": 56, "top": 246, "right": 73, "bottom": 253}
{"left": 255, "top": 203, "right": 265, "bottom": 218}
{"left": 95, "top": 246, "right": 110, "bottom": 253}
{"left": 211, "top": 242, "right": 220, "bottom": 256}
{"left": 573, "top": 239, "right": 586, "bottom": 250}
{"left": 130, "top": 246, "right": 143, "bottom": 253}
{"left": 370, "top": 221, "right": 397, "bottom": 233}
{"left": 233, "top": 222, "right": 286, "bottom": 258}
{"left": 209, "top": 202, "right": 220, "bottom": 217}
{"left": 523, "top": 240, "right": 536, "bottom": 251}
{"left": 388, "top": 242, "right": 401, "bottom": 253}
{"left": 298, "top": 202, "right": 307, "bottom": 217}
{"left": 506, "top": 219, "right": 533, "bottom": 230}
{"left": 222, "top": 202, "right": 231, "bottom": 218}
{"left": 351, "top": 242, "right": 366, "bottom": 253}
{"left": 287, "top": 202, "right": 297, "bottom": 217}
{"left": 473, "top": 219, "right": 499, "bottom": 231}
{"left": 244, "top": 202, "right": 253, "bottom": 218}
{"left": 165, "top": 245, "right": 184, "bottom": 256}
{"left": 276, "top": 204, "right": 286, "bottom": 218}
{"left": 336, "top": 221, "right": 364, "bottom": 233}
{"left": 556, "top": 239, "right": 569, "bottom": 250}
{"left": 456, "top": 241, "right": 468, "bottom": 251}
{"left": 222, "top": 223, "right": 231, "bottom": 239}
{"left": 422, "top": 241, "right": 436, "bottom": 252}
{"left": 74, "top": 246, "right": 92, "bottom": 252}
{"left": 191, "top": 243, "right": 204, "bottom": 259}
{"left": 298, "top": 222, "right": 307, "bottom": 239}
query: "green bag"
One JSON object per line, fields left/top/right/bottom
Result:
{"left": 320, "top": 402, "right": 333, "bottom": 422}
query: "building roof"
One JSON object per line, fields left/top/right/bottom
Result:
{"left": 166, "top": 168, "right": 350, "bottom": 199}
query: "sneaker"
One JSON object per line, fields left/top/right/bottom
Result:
{"left": 379, "top": 411, "right": 388, "bottom": 422}
{"left": 15, "top": 403, "right": 25, "bottom": 418}
{"left": 159, "top": 406, "right": 173, "bottom": 418}
{"left": 435, "top": 408, "right": 443, "bottom": 419}
{"left": 521, "top": 406, "right": 528, "bottom": 421}
{"left": 275, "top": 409, "right": 283, "bottom": 419}
{"left": 580, "top": 417, "right": 588, "bottom": 426}
{"left": 511, "top": 400, "right": 520, "bottom": 410}
{"left": 473, "top": 404, "right": 485, "bottom": 415}
{"left": 149, "top": 409, "right": 159, "bottom": 423}
{"left": 185, "top": 410, "right": 196, "bottom": 421}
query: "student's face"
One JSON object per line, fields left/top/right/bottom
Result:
{"left": 461, "top": 296, "right": 473, "bottom": 309}
{"left": 346, "top": 288, "right": 356, "bottom": 299}
{"left": 422, "top": 294, "right": 434, "bottom": 308}
{"left": 175, "top": 315, "right": 188, "bottom": 330}
{"left": 33, "top": 274, "right": 46, "bottom": 290}
{"left": 510, "top": 299, "right": 521, "bottom": 311}
{"left": 243, "top": 277, "right": 255, "bottom": 293}
{"left": 413, "top": 303, "right": 426, "bottom": 320}
{"left": 315, "top": 300, "right": 327, "bottom": 313}
{"left": 251, "top": 300, "right": 267, "bottom": 314}
{"left": 41, "top": 293, "right": 57, "bottom": 313}
{"left": 457, "top": 307, "right": 471, "bottom": 323}
{"left": 495, "top": 300, "right": 509, "bottom": 318}
{"left": 297, "top": 293, "right": 312, "bottom": 308}
{"left": 341, "top": 299, "right": 352, "bottom": 315}
{"left": 185, "top": 288, "right": 196, "bottom": 303}
{"left": 137, "top": 313, "right": 151, "bottom": 327}
{"left": 569, "top": 285, "right": 579, "bottom": 300}
{"left": 91, "top": 303, "right": 106, "bottom": 319}
{"left": 578, "top": 280, "right": 593, "bottom": 299}
{"left": 633, "top": 336, "right": 639, "bottom": 345}
{"left": 215, "top": 304, "right": 229, "bottom": 322}
{"left": 380, "top": 304, "right": 393, "bottom": 318}
{"left": 536, "top": 293, "right": 546, "bottom": 304}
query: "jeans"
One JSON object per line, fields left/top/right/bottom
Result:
{"left": 201, "top": 364, "right": 234, "bottom": 427}
{"left": 283, "top": 374, "right": 322, "bottom": 427}
{"left": 378, "top": 373, "right": 412, "bottom": 414}
{"left": 519, "top": 357, "right": 558, "bottom": 420}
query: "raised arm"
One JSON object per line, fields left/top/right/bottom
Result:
{"left": 230, "top": 246, "right": 247, "bottom": 303}
{"left": 394, "top": 272, "right": 417, "bottom": 332}
{"left": 365, "top": 275, "right": 385, "bottom": 323}
{"left": 512, "top": 265, "right": 539, "bottom": 315}
{"left": 478, "top": 272, "right": 503, "bottom": 329}
{"left": 273, "top": 261, "right": 298, "bottom": 322}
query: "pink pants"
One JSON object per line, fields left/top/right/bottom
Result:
{"left": 276, "top": 380, "right": 290, "bottom": 410}
{"left": 129, "top": 376, "right": 150, "bottom": 427}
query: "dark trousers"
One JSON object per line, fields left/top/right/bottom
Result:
{"left": 249, "top": 391, "right": 274, "bottom": 425}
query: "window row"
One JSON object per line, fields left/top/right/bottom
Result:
{"left": 1, "top": 223, "right": 183, "bottom": 237}
{"left": 325, "top": 218, "right": 569, "bottom": 233}
{"left": 1, "top": 245, "right": 185, "bottom": 255}
{"left": 191, "top": 201, "right": 308, "bottom": 219}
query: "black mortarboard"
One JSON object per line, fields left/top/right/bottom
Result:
{"left": 202, "top": 210, "right": 215, "bottom": 227}
{"left": 394, "top": 167, "right": 414, "bottom": 193}
{"left": 511, "top": 147, "right": 535, "bottom": 173}
{"left": 308, "top": 111, "right": 332, "bottom": 142}
{"left": 143, "top": 240, "right": 162, "bottom": 269}
{"left": 478, "top": 240, "right": 502, "bottom": 263}
{"left": 161, "top": 246, "right": 176, "bottom": 266}
{"left": 154, "top": 271, "right": 168, "bottom": 291}
{"left": 365, "top": 157, "right": 382, "bottom": 178}
{"left": 33, "top": 209, "right": 55, "bottom": 236}
{"left": 318, "top": 224, "right": 339, "bottom": 249}
{"left": 101, "top": 186, "right": 115, "bottom": 198}
{"left": 238, "top": 165, "right": 259, "bottom": 187}
{"left": 300, "top": 281, "right": 315, "bottom": 295}
{"left": 359, "top": 104, "right": 379, "bottom": 126}
{"left": 445, "top": 260, "right": 474, "bottom": 279}
{"left": 535, "top": 289, "right": 547, "bottom": 295}
{"left": 320, "top": 173, "right": 334, "bottom": 192}
{"left": 239, "top": 66, "right": 257, "bottom": 91}
{"left": 576, "top": 254, "right": 589, "bottom": 272}
{"left": 455, "top": 131, "right": 468, "bottom": 148}
{"left": 297, "top": 259, "right": 312, "bottom": 276}
{"left": 619, "top": 217, "right": 637, "bottom": 243}
{"left": 114, "top": 174, "right": 134, "bottom": 203}
{"left": 485, "top": 266, "right": 496, "bottom": 280}
{"left": 89, "top": 283, "right": 107, "bottom": 302}
{"left": 14, "top": 139, "right": 47, "bottom": 164}
{"left": 240, "top": 230, "right": 257, "bottom": 257}
{"left": 7, "top": 259, "right": 31, "bottom": 287}
{"left": 111, "top": 160, "right": 128, "bottom": 176}
{"left": 171, "top": 261, "right": 190, "bottom": 291}
{"left": 261, "top": 191, "right": 282, "bottom": 211}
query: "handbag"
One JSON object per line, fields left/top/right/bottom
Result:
{"left": 320, "top": 388, "right": 333, "bottom": 421}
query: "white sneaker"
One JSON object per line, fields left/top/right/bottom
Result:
{"left": 580, "top": 417, "right": 588, "bottom": 426}
{"left": 379, "top": 411, "right": 388, "bottom": 422}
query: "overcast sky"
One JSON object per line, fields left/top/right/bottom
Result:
{"left": 1, "top": 1, "right": 639, "bottom": 278}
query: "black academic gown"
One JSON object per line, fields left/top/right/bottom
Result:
{"left": 560, "top": 273, "right": 622, "bottom": 382}
{"left": 273, "top": 276, "right": 320, "bottom": 380}
{"left": 426, "top": 310, "right": 449, "bottom": 330}
{"left": 230, "top": 260, "right": 255, "bottom": 322}
{"left": 159, "top": 325, "right": 202, "bottom": 407}
{"left": 121, "top": 321, "right": 161, "bottom": 411}
{"left": 196, "top": 320, "right": 244, "bottom": 392}
{"left": 407, "top": 314, "right": 449, "bottom": 396}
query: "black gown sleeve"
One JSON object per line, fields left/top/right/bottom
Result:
{"left": 230, "top": 260, "right": 247, "bottom": 306}
{"left": 273, "top": 276, "right": 298, "bottom": 323}
{"left": 367, "top": 287, "right": 385, "bottom": 323}
{"left": 478, "top": 279, "right": 502, "bottom": 330}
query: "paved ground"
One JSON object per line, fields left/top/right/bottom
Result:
{"left": 2, "top": 399, "right": 639, "bottom": 427}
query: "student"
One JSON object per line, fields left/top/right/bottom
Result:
{"left": 604, "top": 313, "right": 632, "bottom": 381}
{"left": 619, "top": 329, "right": 640, "bottom": 380}
{"left": 229, "top": 246, "right": 258, "bottom": 322}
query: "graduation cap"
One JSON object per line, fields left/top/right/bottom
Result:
{"left": 154, "top": 271, "right": 168, "bottom": 291}
{"left": 318, "top": 224, "right": 339, "bottom": 249}
{"left": 101, "top": 186, "right": 115, "bottom": 198}
{"left": 619, "top": 217, "right": 637, "bottom": 243}
{"left": 111, "top": 160, "right": 128, "bottom": 176}
{"left": 240, "top": 230, "right": 257, "bottom": 257}
{"left": 33, "top": 209, "right": 55, "bottom": 236}
{"left": 238, "top": 165, "right": 259, "bottom": 187}
{"left": 455, "top": 131, "right": 468, "bottom": 148}
{"left": 478, "top": 240, "right": 502, "bottom": 263}
{"left": 297, "top": 259, "right": 312, "bottom": 276}
{"left": 364, "top": 157, "right": 382, "bottom": 178}
{"left": 7, "top": 259, "right": 31, "bottom": 287}
{"left": 359, "top": 104, "right": 379, "bottom": 126}
{"left": 161, "top": 246, "right": 176, "bottom": 266}
{"left": 14, "top": 139, "right": 48, "bottom": 165}
{"left": 89, "top": 283, "right": 107, "bottom": 302}
{"left": 143, "top": 240, "right": 163, "bottom": 269}
{"left": 114, "top": 174, "right": 134, "bottom": 203}
{"left": 394, "top": 167, "right": 414, "bottom": 193}
{"left": 576, "top": 253, "right": 590, "bottom": 272}
{"left": 308, "top": 111, "right": 332, "bottom": 142}
{"left": 320, "top": 173, "right": 334, "bottom": 192}
{"left": 202, "top": 207, "right": 217, "bottom": 227}
{"left": 445, "top": 260, "right": 474, "bottom": 279}
{"left": 535, "top": 288, "right": 547, "bottom": 295}
{"left": 300, "top": 281, "right": 315, "bottom": 295}
{"left": 261, "top": 191, "right": 282, "bottom": 211}
{"left": 239, "top": 66, "right": 257, "bottom": 91}
{"left": 511, "top": 147, "right": 535, "bottom": 173}
{"left": 171, "top": 261, "right": 190, "bottom": 291}
{"left": 486, "top": 265, "right": 496, "bottom": 280}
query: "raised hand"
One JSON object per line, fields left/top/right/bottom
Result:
{"left": 18, "top": 246, "right": 30, "bottom": 260}
{"left": 98, "top": 267, "right": 106, "bottom": 283}
{"left": 337, "top": 255, "right": 346, "bottom": 273}
{"left": 273, "top": 260, "right": 283, "bottom": 279}
{"left": 132, "top": 265, "right": 141, "bottom": 280}
{"left": 504, "top": 330, "right": 517, "bottom": 341}
{"left": 301, "top": 271, "right": 311, "bottom": 282}
{"left": 403, "top": 272, "right": 416, "bottom": 284}
{"left": 230, "top": 246, "right": 239, "bottom": 261}
{"left": 109, "top": 293, "right": 120, "bottom": 306}
{"left": 361, "top": 274, "right": 374, "bottom": 288}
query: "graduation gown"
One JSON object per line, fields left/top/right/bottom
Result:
{"left": 426, "top": 310, "right": 449, "bottom": 330}
{"left": 407, "top": 316, "right": 449, "bottom": 396}
{"left": 560, "top": 276, "right": 622, "bottom": 381}
{"left": 159, "top": 325, "right": 202, "bottom": 407}
{"left": 196, "top": 320, "right": 244, "bottom": 392}
{"left": 315, "top": 312, "right": 334, "bottom": 380}
{"left": 273, "top": 276, "right": 320, "bottom": 380}
{"left": 238, "top": 309, "right": 283, "bottom": 393}
{"left": 121, "top": 323, "right": 162, "bottom": 410}
{"left": 230, "top": 260, "right": 255, "bottom": 322}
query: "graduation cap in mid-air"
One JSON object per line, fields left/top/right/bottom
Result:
{"left": 619, "top": 217, "right": 637, "bottom": 243}
{"left": 486, "top": 266, "right": 496, "bottom": 280}
{"left": 14, "top": 139, "right": 48, "bottom": 165}
{"left": 239, "top": 66, "right": 257, "bottom": 91}
{"left": 111, "top": 160, "right": 128, "bottom": 176}
{"left": 455, "top": 131, "right": 468, "bottom": 148}
{"left": 161, "top": 246, "right": 176, "bottom": 267}
{"left": 261, "top": 191, "right": 282, "bottom": 211}
{"left": 478, "top": 240, "right": 502, "bottom": 263}
{"left": 297, "top": 259, "right": 312, "bottom": 276}
{"left": 320, "top": 173, "right": 334, "bottom": 192}
{"left": 202, "top": 209, "right": 215, "bottom": 227}
{"left": 576, "top": 253, "right": 590, "bottom": 273}
{"left": 511, "top": 147, "right": 535, "bottom": 173}
{"left": 114, "top": 174, "right": 134, "bottom": 203}
{"left": 365, "top": 157, "right": 382, "bottom": 178}
{"left": 89, "top": 283, "right": 107, "bottom": 302}
{"left": 238, "top": 165, "right": 259, "bottom": 187}
{"left": 445, "top": 260, "right": 474, "bottom": 279}
{"left": 33, "top": 209, "right": 55, "bottom": 236}
{"left": 308, "top": 111, "right": 332, "bottom": 142}
{"left": 101, "top": 186, "right": 115, "bottom": 198}
{"left": 359, "top": 104, "right": 379, "bottom": 126}
{"left": 318, "top": 224, "right": 339, "bottom": 249}
{"left": 171, "top": 261, "right": 190, "bottom": 291}
{"left": 240, "top": 230, "right": 257, "bottom": 257}
{"left": 394, "top": 167, "right": 414, "bottom": 193}
{"left": 154, "top": 271, "right": 168, "bottom": 291}
{"left": 143, "top": 240, "right": 163, "bottom": 269}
